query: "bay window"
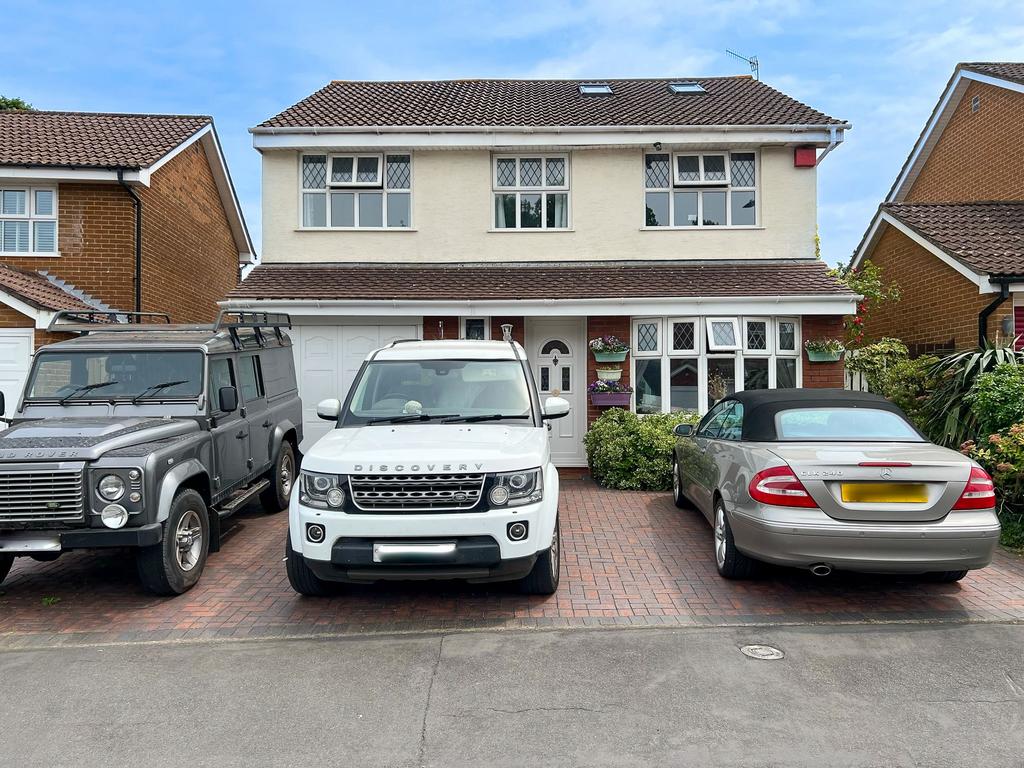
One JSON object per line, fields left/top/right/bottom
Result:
{"left": 644, "top": 151, "right": 758, "bottom": 228}
{"left": 493, "top": 155, "right": 569, "bottom": 230}
{"left": 1, "top": 187, "right": 57, "bottom": 254}
{"left": 301, "top": 153, "right": 411, "bottom": 229}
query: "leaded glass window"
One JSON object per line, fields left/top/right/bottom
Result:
{"left": 671, "top": 321, "right": 697, "bottom": 353}
{"left": 302, "top": 154, "right": 412, "bottom": 228}
{"left": 636, "top": 322, "right": 659, "bottom": 353}
{"left": 746, "top": 320, "right": 768, "bottom": 351}
{"left": 492, "top": 155, "right": 570, "bottom": 229}
{"left": 643, "top": 151, "right": 758, "bottom": 228}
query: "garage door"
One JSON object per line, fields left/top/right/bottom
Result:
{"left": 0, "top": 328, "right": 33, "bottom": 426}
{"left": 292, "top": 324, "right": 418, "bottom": 450}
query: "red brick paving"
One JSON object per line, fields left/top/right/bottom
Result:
{"left": 2, "top": 479, "right": 1023, "bottom": 647}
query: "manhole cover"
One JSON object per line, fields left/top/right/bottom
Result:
{"left": 739, "top": 644, "right": 785, "bottom": 660}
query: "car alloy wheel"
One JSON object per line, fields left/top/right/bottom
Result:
{"left": 280, "top": 451, "right": 294, "bottom": 500}
{"left": 549, "top": 523, "right": 560, "bottom": 581}
{"left": 175, "top": 509, "right": 204, "bottom": 572}
{"left": 672, "top": 461, "right": 680, "bottom": 499}
{"left": 714, "top": 504, "right": 727, "bottom": 570}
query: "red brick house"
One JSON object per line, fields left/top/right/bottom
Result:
{"left": 0, "top": 110, "right": 254, "bottom": 409}
{"left": 853, "top": 63, "right": 1024, "bottom": 354}
{"left": 226, "top": 76, "right": 857, "bottom": 464}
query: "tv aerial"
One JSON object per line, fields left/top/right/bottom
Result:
{"left": 726, "top": 49, "right": 759, "bottom": 80}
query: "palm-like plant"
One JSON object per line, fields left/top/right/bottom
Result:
{"left": 923, "top": 341, "right": 1024, "bottom": 446}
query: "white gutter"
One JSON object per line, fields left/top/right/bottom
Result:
{"left": 814, "top": 124, "right": 844, "bottom": 165}
{"left": 250, "top": 122, "right": 852, "bottom": 135}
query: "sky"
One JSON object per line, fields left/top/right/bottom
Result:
{"left": 5, "top": 0, "right": 1024, "bottom": 264}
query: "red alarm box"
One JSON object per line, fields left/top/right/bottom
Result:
{"left": 794, "top": 147, "right": 817, "bottom": 167}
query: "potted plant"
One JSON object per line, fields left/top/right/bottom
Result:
{"left": 589, "top": 335, "right": 630, "bottom": 363}
{"left": 804, "top": 338, "right": 845, "bottom": 362}
{"left": 589, "top": 379, "right": 633, "bottom": 406}
{"left": 596, "top": 366, "right": 623, "bottom": 382}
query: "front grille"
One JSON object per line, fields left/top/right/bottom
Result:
{"left": 348, "top": 474, "right": 486, "bottom": 512}
{"left": 0, "top": 468, "right": 85, "bottom": 523}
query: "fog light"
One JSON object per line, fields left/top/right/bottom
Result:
{"left": 128, "top": 469, "right": 141, "bottom": 481}
{"left": 101, "top": 504, "right": 128, "bottom": 529}
{"left": 507, "top": 521, "right": 529, "bottom": 541}
{"left": 489, "top": 485, "right": 511, "bottom": 506}
{"left": 327, "top": 488, "right": 346, "bottom": 508}
{"left": 306, "top": 523, "right": 326, "bottom": 544}
{"left": 129, "top": 492, "right": 142, "bottom": 503}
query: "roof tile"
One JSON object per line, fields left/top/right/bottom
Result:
{"left": 0, "top": 264, "right": 99, "bottom": 312}
{"left": 960, "top": 62, "right": 1024, "bottom": 86}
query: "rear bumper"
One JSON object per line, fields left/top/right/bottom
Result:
{"left": 729, "top": 508, "right": 1001, "bottom": 574}
{"left": 0, "top": 524, "right": 163, "bottom": 553}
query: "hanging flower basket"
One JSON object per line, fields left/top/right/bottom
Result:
{"left": 596, "top": 367, "right": 623, "bottom": 382}
{"left": 804, "top": 338, "right": 845, "bottom": 363}
{"left": 588, "top": 379, "right": 632, "bottom": 407}
{"left": 589, "top": 335, "right": 630, "bottom": 363}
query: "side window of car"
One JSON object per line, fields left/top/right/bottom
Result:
{"left": 208, "top": 358, "right": 235, "bottom": 412}
{"left": 697, "top": 402, "right": 732, "bottom": 439}
{"left": 238, "top": 355, "right": 265, "bottom": 403}
{"left": 719, "top": 402, "right": 744, "bottom": 441}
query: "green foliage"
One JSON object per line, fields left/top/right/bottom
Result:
{"left": 0, "top": 96, "right": 33, "bottom": 111}
{"left": 922, "top": 343, "right": 1024, "bottom": 447}
{"left": 968, "top": 363, "right": 1024, "bottom": 436}
{"left": 961, "top": 426, "right": 1024, "bottom": 549}
{"left": 829, "top": 260, "right": 901, "bottom": 347}
{"left": 584, "top": 408, "right": 700, "bottom": 491}
{"left": 804, "top": 337, "right": 844, "bottom": 354}
{"left": 844, "top": 338, "right": 909, "bottom": 385}
{"left": 846, "top": 338, "right": 937, "bottom": 429}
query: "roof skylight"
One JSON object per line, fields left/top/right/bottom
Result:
{"left": 669, "top": 82, "right": 706, "bottom": 94}
{"left": 579, "top": 83, "right": 613, "bottom": 95}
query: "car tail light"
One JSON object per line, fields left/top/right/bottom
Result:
{"left": 952, "top": 467, "right": 996, "bottom": 510}
{"left": 748, "top": 466, "right": 818, "bottom": 508}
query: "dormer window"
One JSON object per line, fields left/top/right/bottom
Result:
{"left": 579, "top": 83, "right": 612, "bottom": 95}
{"left": 668, "top": 82, "right": 706, "bottom": 94}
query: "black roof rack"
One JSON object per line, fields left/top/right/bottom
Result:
{"left": 214, "top": 310, "right": 292, "bottom": 350}
{"left": 47, "top": 310, "right": 173, "bottom": 332}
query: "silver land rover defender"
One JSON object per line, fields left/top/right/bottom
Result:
{"left": 0, "top": 310, "right": 302, "bottom": 595}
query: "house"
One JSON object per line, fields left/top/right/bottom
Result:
{"left": 0, "top": 109, "right": 255, "bottom": 411}
{"left": 852, "top": 63, "right": 1024, "bottom": 354}
{"left": 226, "top": 76, "right": 857, "bottom": 465}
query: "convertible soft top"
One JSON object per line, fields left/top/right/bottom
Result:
{"left": 718, "top": 389, "right": 923, "bottom": 442}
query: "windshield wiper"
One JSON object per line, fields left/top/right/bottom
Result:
{"left": 441, "top": 414, "right": 532, "bottom": 424}
{"left": 365, "top": 413, "right": 458, "bottom": 425}
{"left": 132, "top": 380, "right": 190, "bottom": 404}
{"left": 58, "top": 380, "right": 118, "bottom": 405}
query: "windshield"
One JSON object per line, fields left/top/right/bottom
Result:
{"left": 26, "top": 350, "right": 204, "bottom": 401}
{"left": 775, "top": 407, "right": 923, "bottom": 441}
{"left": 342, "top": 359, "right": 534, "bottom": 426}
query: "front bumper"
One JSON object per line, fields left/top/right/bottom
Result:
{"left": 0, "top": 524, "right": 163, "bottom": 554}
{"left": 729, "top": 507, "right": 1001, "bottom": 574}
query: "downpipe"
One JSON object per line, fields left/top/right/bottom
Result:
{"left": 809, "top": 563, "right": 833, "bottom": 577}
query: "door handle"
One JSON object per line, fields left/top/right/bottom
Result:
{"left": 235, "top": 430, "right": 246, "bottom": 439}
{"left": 262, "top": 420, "right": 272, "bottom": 428}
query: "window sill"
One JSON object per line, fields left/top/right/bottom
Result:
{"left": 0, "top": 251, "right": 60, "bottom": 258}
{"left": 639, "top": 226, "right": 764, "bottom": 232}
{"left": 487, "top": 228, "right": 575, "bottom": 233}
{"left": 294, "top": 227, "right": 417, "bottom": 233}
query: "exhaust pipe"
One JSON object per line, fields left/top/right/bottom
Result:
{"left": 809, "top": 563, "right": 833, "bottom": 577}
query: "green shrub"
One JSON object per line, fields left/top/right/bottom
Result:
{"left": 961, "top": 424, "right": 1024, "bottom": 550}
{"left": 584, "top": 408, "right": 700, "bottom": 491}
{"left": 845, "top": 338, "right": 937, "bottom": 431}
{"left": 968, "top": 363, "right": 1024, "bottom": 436}
{"left": 845, "top": 337, "right": 911, "bottom": 390}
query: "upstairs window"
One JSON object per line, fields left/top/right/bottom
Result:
{"left": 0, "top": 187, "right": 57, "bottom": 254}
{"left": 493, "top": 155, "right": 570, "bottom": 230}
{"left": 301, "top": 153, "right": 411, "bottom": 229}
{"left": 644, "top": 151, "right": 757, "bottom": 228}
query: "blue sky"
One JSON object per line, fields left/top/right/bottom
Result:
{"left": 6, "top": 0, "right": 1024, "bottom": 263}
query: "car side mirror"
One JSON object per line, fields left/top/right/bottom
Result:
{"left": 542, "top": 396, "right": 570, "bottom": 420}
{"left": 317, "top": 398, "right": 341, "bottom": 421}
{"left": 218, "top": 386, "right": 239, "bottom": 413}
{"left": 673, "top": 423, "right": 694, "bottom": 437}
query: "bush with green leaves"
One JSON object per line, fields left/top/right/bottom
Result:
{"left": 967, "top": 363, "right": 1024, "bottom": 437}
{"left": 584, "top": 408, "right": 700, "bottom": 491}
{"left": 961, "top": 426, "right": 1024, "bottom": 550}
{"left": 845, "top": 338, "right": 936, "bottom": 430}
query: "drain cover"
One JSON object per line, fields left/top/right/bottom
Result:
{"left": 740, "top": 644, "right": 785, "bottom": 660}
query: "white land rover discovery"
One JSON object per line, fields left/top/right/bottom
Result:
{"left": 285, "top": 339, "right": 569, "bottom": 596}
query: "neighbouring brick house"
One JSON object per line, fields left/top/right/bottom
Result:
{"left": 0, "top": 110, "right": 254, "bottom": 411}
{"left": 853, "top": 63, "right": 1024, "bottom": 355}
{"left": 226, "top": 77, "right": 857, "bottom": 465}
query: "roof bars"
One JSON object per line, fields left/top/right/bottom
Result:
{"left": 214, "top": 310, "right": 293, "bottom": 350}
{"left": 47, "top": 310, "right": 172, "bottom": 332}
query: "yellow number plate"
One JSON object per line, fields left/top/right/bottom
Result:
{"left": 840, "top": 483, "right": 928, "bottom": 503}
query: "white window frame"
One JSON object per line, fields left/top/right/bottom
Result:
{"left": 0, "top": 186, "right": 58, "bottom": 255}
{"left": 742, "top": 317, "right": 773, "bottom": 355}
{"left": 643, "top": 150, "right": 759, "bottom": 229}
{"left": 460, "top": 317, "right": 490, "bottom": 340}
{"left": 632, "top": 317, "right": 662, "bottom": 357}
{"left": 706, "top": 317, "right": 740, "bottom": 352}
{"left": 673, "top": 153, "right": 730, "bottom": 186}
{"left": 667, "top": 317, "right": 700, "bottom": 355}
{"left": 775, "top": 316, "right": 800, "bottom": 354}
{"left": 299, "top": 153, "right": 413, "bottom": 230}
{"left": 492, "top": 154, "right": 571, "bottom": 231}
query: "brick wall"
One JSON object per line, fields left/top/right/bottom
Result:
{"left": 801, "top": 315, "right": 844, "bottom": 388}
{"left": 138, "top": 141, "right": 239, "bottom": 322}
{"left": 905, "top": 80, "right": 1024, "bottom": 203}
{"left": 861, "top": 226, "right": 1011, "bottom": 350}
{"left": 586, "top": 316, "right": 631, "bottom": 425}
{"left": 421, "top": 316, "right": 458, "bottom": 340}
{"left": 490, "top": 316, "right": 524, "bottom": 346}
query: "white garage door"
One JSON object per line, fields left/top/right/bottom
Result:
{"left": 0, "top": 328, "right": 33, "bottom": 425}
{"left": 292, "top": 324, "right": 418, "bottom": 450}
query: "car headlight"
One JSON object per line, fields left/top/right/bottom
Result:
{"left": 488, "top": 469, "right": 543, "bottom": 508}
{"left": 300, "top": 471, "right": 346, "bottom": 510}
{"left": 97, "top": 474, "right": 126, "bottom": 501}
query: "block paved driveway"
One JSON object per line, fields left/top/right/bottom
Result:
{"left": 2, "top": 479, "right": 1023, "bottom": 647}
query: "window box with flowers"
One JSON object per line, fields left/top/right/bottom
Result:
{"left": 589, "top": 380, "right": 633, "bottom": 406}
{"left": 805, "top": 338, "right": 845, "bottom": 362}
{"left": 590, "top": 335, "right": 630, "bottom": 363}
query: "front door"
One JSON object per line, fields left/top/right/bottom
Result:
{"left": 526, "top": 319, "right": 586, "bottom": 467}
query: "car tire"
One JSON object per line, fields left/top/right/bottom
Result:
{"left": 285, "top": 531, "right": 333, "bottom": 597}
{"left": 261, "top": 440, "right": 296, "bottom": 513}
{"left": 136, "top": 489, "right": 210, "bottom": 596}
{"left": 923, "top": 569, "right": 969, "bottom": 583}
{"left": 672, "top": 458, "right": 688, "bottom": 509}
{"left": 0, "top": 553, "right": 13, "bottom": 585}
{"left": 713, "top": 498, "right": 759, "bottom": 580}
{"left": 519, "top": 517, "right": 560, "bottom": 595}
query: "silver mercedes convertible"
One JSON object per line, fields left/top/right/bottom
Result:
{"left": 671, "top": 389, "right": 1001, "bottom": 581}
